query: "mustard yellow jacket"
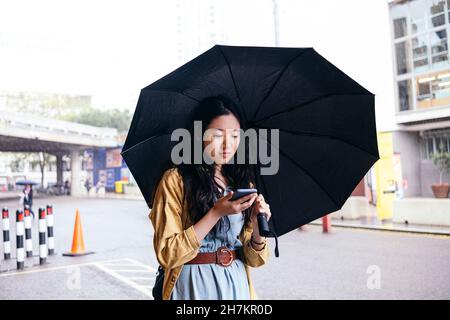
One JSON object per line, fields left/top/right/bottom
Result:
{"left": 149, "top": 167, "right": 270, "bottom": 300}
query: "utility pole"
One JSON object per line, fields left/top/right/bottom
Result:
{"left": 272, "top": 0, "right": 280, "bottom": 46}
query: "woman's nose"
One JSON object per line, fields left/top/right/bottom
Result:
{"left": 223, "top": 141, "right": 233, "bottom": 152}
{"left": 223, "top": 132, "right": 235, "bottom": 148}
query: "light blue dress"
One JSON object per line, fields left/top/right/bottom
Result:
{"left": 170, "top": 187, "right": 250, "bottom": 300}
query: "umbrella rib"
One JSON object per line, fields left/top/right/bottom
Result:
{"left": 143, "top": 88, "right": 200, "bottom": 103}
{"left": 216, "top": 46, "right": 247, "bottom": 124}
{"left": 123, "top": 89, "right": 198, "bottom": 152}
{"left": 269, "top": 141, "right": 340, "bottom": 209}
{"left": 257, "top": 126, "right": 379, "bottom": 159}
{"left": 252, "top": 48, "right": 313, "bottom": 120}
{"left": 120, "top": 133, "right": 172, "bottom": 155}
{"left": 254, "top": 92, "right": 371, "bottom": 124}
{"left": 217, "top": 46, "right": 241, "bottom": 102}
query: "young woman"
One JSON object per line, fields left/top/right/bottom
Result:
{"left": 149, "top": 95, "right": 272, "bottom": 300}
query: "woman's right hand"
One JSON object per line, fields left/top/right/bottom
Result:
{"left": 210, "top": 191, "right": 258, "bottom": 218}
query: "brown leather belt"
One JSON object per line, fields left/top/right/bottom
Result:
{"left": 185, "top": 246, "right": 241, "bottom": 267}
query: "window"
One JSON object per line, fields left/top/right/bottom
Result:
{"left": 436, "top": 136, "right": 449, "bottom": 152}
{"left": 395, "top": 41, "right": 411, "bottom": 75}
{"left": 431, "top": 29, "right": 448, "bottom": 66}
{"left": 394, "top": 17, "right": 408, "bottom": 38}
{"left": 416, "top": 71, "right": 450, "bottom": 108}
{"left": 447, "top": 0, "right": 450, "bottom": 23}
{"left": 422, "top": 137, "right": 433, "bottom": 159}
{"left": 411, "top": 18, "right": 427, "bottom": 34}
{"left": 398, "top": 79, "right": 413, "bottom": 111}
{"left": 429, "top": 0, "right": 446, "bottom": 27}
{"left": 432, "top": 73, "right": 450, "bottom": 99}
{"left": 432, "top": 13, "right": 446, "bottom": 27}
{"left": 412, "top": 33, "right": 429, "bottom": 71}
{"left": 427, "top": 137, "right": 435, "bottom": 157}
{"left": 418, "top": 79, "right": 432, "bottom": 101}
{"left": 422, "top": 131, "right": 450, "bottom": 159}
{"left": 410, "top": 0, "right": 427, "bottom": 34}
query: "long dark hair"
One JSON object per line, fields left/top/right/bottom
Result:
{"left": 177, "top": 95, "right": 255, "bottom": 232}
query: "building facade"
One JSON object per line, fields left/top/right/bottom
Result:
{"left": 389, "top": 0, "right": 450, "bottom": 197}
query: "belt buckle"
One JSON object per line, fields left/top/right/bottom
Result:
{"left": 217, "top": 246, "right": 233, "bottom": 267}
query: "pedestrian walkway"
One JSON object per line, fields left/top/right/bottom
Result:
{"left": 0, "top": 191, "right": 49, "bottom": 202}
{"left": 310, "top": 216, "right": 450, "bottom": 236}
{"left": 0, "top": 192, "right": 21, "bottom": 201}
{"left": 102, "top": 192, "right": 143, "bottom": 201}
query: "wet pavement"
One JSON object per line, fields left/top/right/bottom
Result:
{"left": 0, "top": 196, "right": 449, "bottom": 299}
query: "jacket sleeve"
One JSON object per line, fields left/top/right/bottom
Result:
{"left": 240, "top": 217, "right": 270, "bottom": 268}
{"left": 149, "top": 168, "right": 201, "bottom": 270}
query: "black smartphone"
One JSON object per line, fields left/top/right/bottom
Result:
{"left": 228, "top": 188, "right": 258, "bottom": 201}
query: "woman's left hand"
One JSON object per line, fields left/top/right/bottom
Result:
{"left": 250, "top": 194, "right": 271, "bottom": 224}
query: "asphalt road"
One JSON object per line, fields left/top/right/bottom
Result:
{"left": 0, "top": 196, "right": 449, "bottom": 300}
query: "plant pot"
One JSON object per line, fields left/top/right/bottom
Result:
{"left": 431, "top": 183, "right": 450, "bottom": 198}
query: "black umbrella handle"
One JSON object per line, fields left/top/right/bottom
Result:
{"left": 257, "top": 212, "right": 271, "bottom": 237}
{"left": 256, "top": 212, "right": 279, "bottom": 257}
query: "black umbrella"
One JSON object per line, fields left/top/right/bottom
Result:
{"left": 121, "top": 45, "right": 379, "bottom": 255}
{"left": 16, "top": 180, "right": 38, "bottom": 186}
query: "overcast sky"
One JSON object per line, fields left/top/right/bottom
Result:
{"left": 0, "top": 0, "right": 396, "bottom": 131}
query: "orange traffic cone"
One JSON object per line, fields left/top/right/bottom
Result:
{"left": 63, "top": 209, "right": 94, "bottom": 256}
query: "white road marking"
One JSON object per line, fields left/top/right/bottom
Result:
{"left": 109, "top": 269, "right": 155, "bottom": 273}
{"left": 0, "top": 258, "right": 129, "bottom": 278}
{"left": 124, "top": 258, "right": 157, "bottom": 272}
{"left": 93, "top": 259, "right": 156, "bottom": 299}
{"left": 101, "top": 263, "right": 137, "bottom": 267}
{"left": 0, "top": 257, "right": 158, "bottom": 299}
{"left": 126, "top": 276, "right": 156, "bottom": 281}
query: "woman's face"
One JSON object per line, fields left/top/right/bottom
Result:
{"left": 203, "top": 113, "right": 241, "bottom": 165}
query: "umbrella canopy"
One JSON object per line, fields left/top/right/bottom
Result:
{"left": 121, "top": 44, "right": 379, "bottom": 238}
{"left": 16, "top": 180, "right": 38, "bottom": 186}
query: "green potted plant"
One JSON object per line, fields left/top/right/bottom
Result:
{"left": 430, "top": 141, "right": 450, "bottom": 198}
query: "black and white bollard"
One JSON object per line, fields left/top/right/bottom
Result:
{"left": 46, "top": 204, "right": 54, "bottom": 255}
{"left": 38, "top": 207, "right": 47, "bottom": 265}
{"left": 16, "top": 209, "right": 25, "bottom": 270}
{"left": 24, "top": 205, "right": 33, "bottom": 258}
{"left": 2, "top": 207, "right": 11, "bottom": 260}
